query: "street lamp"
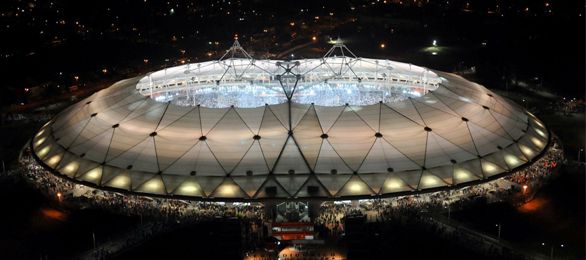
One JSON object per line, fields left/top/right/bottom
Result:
{"left": 495, "top": 223, "right": 501, "bottom": 240}
{"left": 541, "top": 242, "right": 562, "bottom": 259}
{"left": 57, "top": 192, "right": 62, "bottom": 202}
{"left": 522, "top": 185, "right": 528, "bottom": 194}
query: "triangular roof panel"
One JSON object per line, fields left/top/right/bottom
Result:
{"left": 296, "top": 175, "right": 330, "bottom": 197}
{"left": 232, "top": 175, "right": 268, "bottom": 198}
{"left": 231, "top": 141, "right": 270, "bottom": 176}
{"left": 258, "top": 107, "right": 289, "bottom": 169}
{"left": 327, "top": 106, "right": 376, "bottom": 170}
{"left": 206, "top": 108, "right": 254, "bottom": 173}
{"left": 419, "top": 171, "right": 448, "bottom": 189}
{"left": 336, "top": 175, "right": 374, "bottom": 197}
{"left": 316, "top": 174, "right": 352, "bottom": 197}
{"left": 359, "top": 138, "right": 421, "bottom": 173}
{"left": 314, "top": 105, "right": 345, "bottom": 133}
{"left": 293, "top": 105, "right": 323, "bottom": 170}
{"left": 210, "top": 177, "right": 249, "bottom": 198}
{"left": 135, "top": 175, "right": 166, "bottom": 195}
{"left": 379, "top": 171, "right": 412, "bottom": 194}
{"left": 162, "top": 141, "right": 226, "bottom": 176}
{"left": 314, "top": 140, "right": 353, "bottom": 174}
{"left": 273, "top": 137, "right": 311, "bottom": 174}
{"left": 255, "top": 176, "right": 291, "bottom": 198}
{"left": 236, "top": 106, "right": 267, "bottom": 134}
{"left": 360, "top": 173, "right": 388, "bottom": 194}
{"left": 275, "top": 175, "right": 309, "bottom": 197}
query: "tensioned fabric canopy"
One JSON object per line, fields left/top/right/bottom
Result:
{"left": 31, "top": 42, "right": 549, "bottom": 200}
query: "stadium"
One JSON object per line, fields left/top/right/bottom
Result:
{"left": 28, "top": 40, "right": 550, "bottom": 201}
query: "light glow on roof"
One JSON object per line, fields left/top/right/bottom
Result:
{"left": 110, "top": 175, "right": 130, "bottom": 189}
{"left": 85, "top": 167, "right": 102, "bottom": 181}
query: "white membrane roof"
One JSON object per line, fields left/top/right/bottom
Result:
{"left": 31, "top": 42, "right": 549, "bottom": 200}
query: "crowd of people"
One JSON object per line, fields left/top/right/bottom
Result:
{"left": 15, "top": 147, "right": 265, "bottom": 222}
{"left": 11, "top": 135, "right": 563, "bottom": 231}
{"left": 310, "top": 139, "right": 564, "bottom": 259}
{"left": 165, "top": 84, "right": 287, "bottom": 108}
{"left": 314, "top": 203, "right": 358, "bottom": 237}
{"left": 5, "top": 133, "right": 567, "bottom": 259}
{"left": 0, "top": 111, "right": 53, "bottom": 125}
{"left": 289, "top": 83, "right": 418, "bottom": 107}
{"left": 555, "top": 97, "right": 584, "bottom": 115}
{"left": 504, "top": 140, "right": 563, "bottom": 186}
{"left": 315, "top": 138, "right": 564, "bottom": 234}
{"left": 160, "top": 81, "right": 421, "bottom": 108}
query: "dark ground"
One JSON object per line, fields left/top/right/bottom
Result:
{"left": 452, "top": 165, "right": 585, "bottom": 259}
{"left": 0, "top": 177, "right": 140, "bottom": 259}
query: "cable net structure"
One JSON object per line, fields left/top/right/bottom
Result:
{"left": 31, "top": 41, "right": 550, "bottom": 200}
{"left": 136, "top": 40, "right": 439, "bottom": 108}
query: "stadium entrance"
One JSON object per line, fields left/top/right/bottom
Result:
{"left": 267, "top": 201, "right": 319, "bottom": 240}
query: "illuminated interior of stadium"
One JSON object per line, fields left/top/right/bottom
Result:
{"left": 136, "top": 41, "right": 440, "bottom": 108}
{"left": 30, "top": 41, "right": 550, "bottom": 200}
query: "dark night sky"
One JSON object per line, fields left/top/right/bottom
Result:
{"left": 0, "top": 0, "right": 584, "bottom": 106}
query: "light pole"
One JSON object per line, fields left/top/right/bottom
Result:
{"left": 541, "top": 242, "right": 564, "bottom": 259}
{"left": 578, "top": 148, "right": 583, "bottom": 162}
{"left": 495, "top": 223, "right": 501, "bottom": 240}
{"left": 552, "top": 243, "right": 564, "bottom": 260}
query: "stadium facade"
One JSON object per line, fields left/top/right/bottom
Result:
{"left": 30, "top": 41, "right": 550, "bottom": 200}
